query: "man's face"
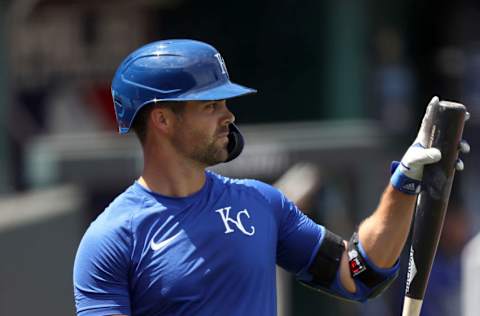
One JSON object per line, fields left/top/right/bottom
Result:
{"left": 170, "top": 100, "right": 235, "bottom": 167}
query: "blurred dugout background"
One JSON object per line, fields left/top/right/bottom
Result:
{"left": 0, "top": 0, "right": 479, "bottom": 315}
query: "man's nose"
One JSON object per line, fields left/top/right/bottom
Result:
{"left": 221, "top": 103, "right": 235, "bottom": 125}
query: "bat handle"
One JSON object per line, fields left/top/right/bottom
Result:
{"left": 402, "top": 297, "right": 423, "bottom": 316}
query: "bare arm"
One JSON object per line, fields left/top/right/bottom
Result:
{"left": 358, "top": 185, "right": 416, "bottom": 268}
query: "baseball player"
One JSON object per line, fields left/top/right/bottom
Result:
{"left": 73, "top": 39, "right": 469, "bottom": 316}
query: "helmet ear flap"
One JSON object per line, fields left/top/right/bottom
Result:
{"left": 225, "top": 123, "right": 244, "bottom": 162}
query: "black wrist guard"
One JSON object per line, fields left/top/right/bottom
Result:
{"left": 347, "top": 232, "right": 399, "bottom": 299}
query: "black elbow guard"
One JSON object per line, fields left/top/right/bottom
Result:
{"left": 307, "top": 229, "right": 345, "bottom": 288}
{"left": 299, "top": 229, "right": 399, "bottom": 302}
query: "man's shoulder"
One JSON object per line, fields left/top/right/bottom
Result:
{"left": 91, "top": 183, "right": 145, "bottom": 231}
{"left": 207, "top": 171, "right": 282, "bottom": 201}
{"left": 77, "top": 184, "right": 142, "bottom": 260}
{"left": 208, "top": 170, "right": 269, "bottom": 188}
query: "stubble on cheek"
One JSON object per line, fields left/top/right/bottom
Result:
{"left": 183, "top": 132, "right": 227, "bottom": 166}
{"left": 200, "top": 136, "right": 229, "bottom": 165}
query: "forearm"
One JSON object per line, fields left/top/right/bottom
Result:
{"left": 358, "top": 184, "right": 416, "bottom": 268}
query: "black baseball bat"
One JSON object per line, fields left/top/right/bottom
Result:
{"left": 401, "top": 100, "right": 467, "bottom": 316}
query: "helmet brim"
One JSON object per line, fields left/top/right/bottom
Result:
{"left": 173, "top": 81, "right": 257, "bottom": 101}
{"left": 118, "top": 81, "right": 257, "bottom": 134}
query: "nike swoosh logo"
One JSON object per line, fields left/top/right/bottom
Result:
{"left": 150, "top": 231, "right": 182, "bottom": 251}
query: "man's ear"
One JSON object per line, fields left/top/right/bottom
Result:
{"left": 150, "top": 107, "right": 175, "bottom": 134}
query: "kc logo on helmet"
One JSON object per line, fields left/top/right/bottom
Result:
{"left": 214, "top": 53, "right": 229, "bottom": 78}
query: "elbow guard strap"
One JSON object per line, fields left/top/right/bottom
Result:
{"left": 347, "top": 232, "right": 399, "bottom": 300}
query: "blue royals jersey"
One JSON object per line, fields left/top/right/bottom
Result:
{"left": 73, "top": 171, "right": 325, "bottom": 316}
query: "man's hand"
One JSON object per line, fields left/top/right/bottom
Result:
{"left": 390, "top": 96, "right": 470, "bottom": 194}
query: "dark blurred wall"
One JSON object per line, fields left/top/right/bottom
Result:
{"left": 151, "top": 0, "right": 331, "bottom": 123}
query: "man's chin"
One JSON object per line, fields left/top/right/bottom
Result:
{"left": 198, "top": 148, "right": 229, "bottom": 167}
{"left": 214, "top": 144, "right": 229, "bottom": 162}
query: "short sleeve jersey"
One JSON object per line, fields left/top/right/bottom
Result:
{"left": 73, "top": 171, "right": 325, "bottom": 316}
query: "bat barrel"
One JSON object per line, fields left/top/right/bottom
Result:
{"left": 401, "top": 100, "right": 466, "bottom": 316}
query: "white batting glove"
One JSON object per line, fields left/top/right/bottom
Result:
{"left": 390, "top": 96, "right": 470, "bottom": 194}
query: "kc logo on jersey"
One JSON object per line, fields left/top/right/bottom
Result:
{"left": 215, "top": 206, "right": 255, "bottom": 236}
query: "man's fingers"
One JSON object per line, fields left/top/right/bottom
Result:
{"left": 413, "top": 147, "right": 442, "bottom": 165}
{"left": 428, "top": 96, "right": 440, "bottom": 107}
{"left": 459, "top": 140, "right": 470, "bottom": 154}
{"left": 456, "top": 159, "right": 465, "bottom": 171}
{"left": 416, "top": 96, "right": 440, "bottom": 146}
{"left": 465, "top": 111, "right": 471, "bottom": 121}
{"left": 455, "top": 140, "right": 469, "bottom": 171}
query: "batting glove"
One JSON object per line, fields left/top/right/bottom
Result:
{"left": 390, "top": 96, "right": 470, "bottom": 194}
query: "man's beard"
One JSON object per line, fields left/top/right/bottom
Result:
{"left": 190, "top": 138, "right": 229, "bottom": 166}
{"left": 170, "top": 121, "right": 230, "bottom": 167}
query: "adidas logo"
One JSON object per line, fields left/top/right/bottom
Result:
{"left": 403, "top": 183, "right": 416, "bottom": 191}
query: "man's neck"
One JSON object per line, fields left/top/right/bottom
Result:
{"left": 139, "top": 153, "right": 207, "bottom": 198}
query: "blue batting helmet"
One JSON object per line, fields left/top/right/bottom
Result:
{"left": 111, "top": 39, "right": 257, "bottom": 134}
